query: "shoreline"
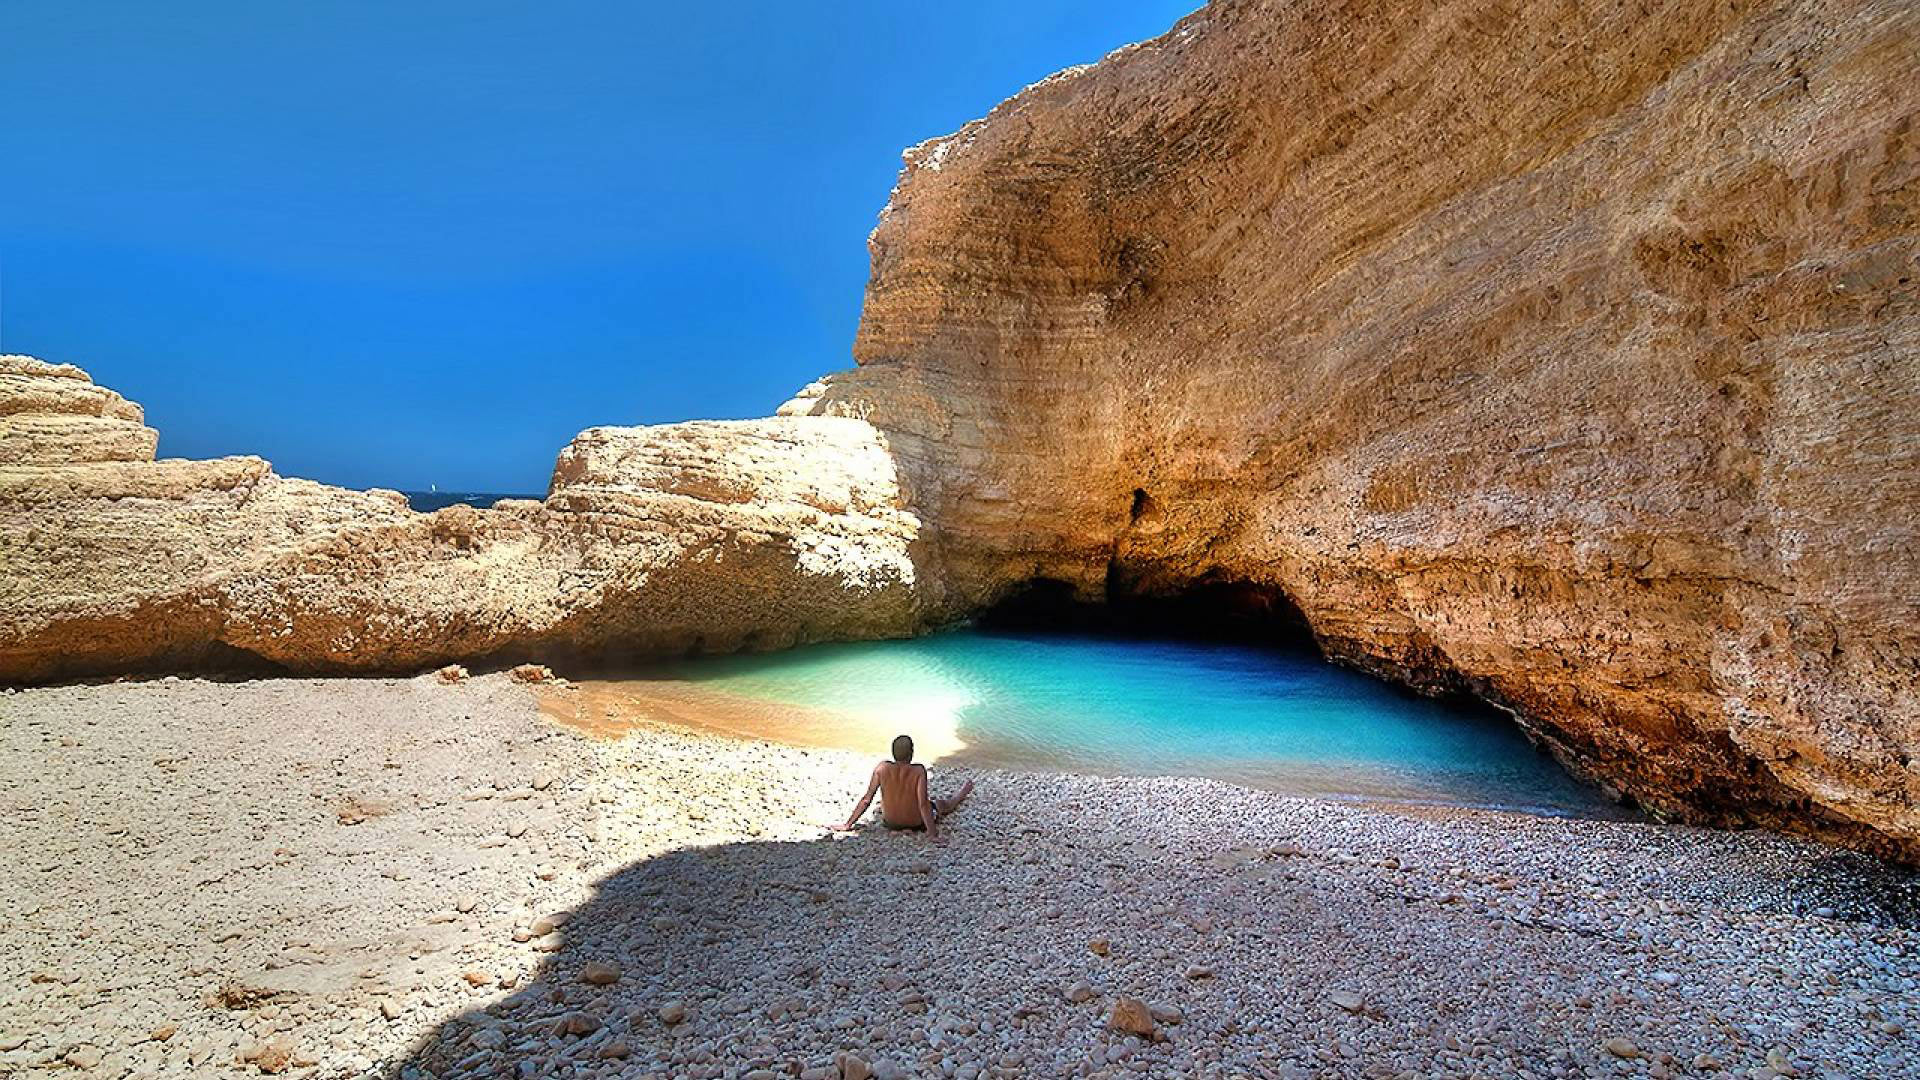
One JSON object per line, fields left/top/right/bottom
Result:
{"left": 3, "top": 674, "right": 1916, "bottom": 1079}
{"left": 537, "top": 675, "right": 1638, "bottom": 825}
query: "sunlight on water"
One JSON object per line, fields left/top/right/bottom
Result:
{"left": 633, "top": 628, "right": 1625, "bottom": 817}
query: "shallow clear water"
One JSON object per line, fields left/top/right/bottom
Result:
{"left": 642, "top": 628, "right": 1624, "bottom": 818}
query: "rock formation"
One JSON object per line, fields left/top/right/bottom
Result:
{"left": 792, "top": 0, "right": 1920, "bottom": 853}
{"left": 0, "top": 355, "right": 931, "bottom": 680}
{"left": 2, "top": 0, "right": 1916, "bottom": 855}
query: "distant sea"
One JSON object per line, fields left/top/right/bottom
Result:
{"left": 403, "top": 491, "right": 543, "bottom": 512}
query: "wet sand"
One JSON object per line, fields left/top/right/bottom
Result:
{"left": 538, "top": 678, "right": 969, "bottom": 763}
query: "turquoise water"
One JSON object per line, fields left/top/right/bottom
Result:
{"left": 644, "top": 628, "right": 1623, "bottom": 817}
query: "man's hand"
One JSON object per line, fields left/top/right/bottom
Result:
{"left": 821, "top": 821, "right": 857, "bottom": 833}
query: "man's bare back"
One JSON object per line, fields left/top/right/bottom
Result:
{"left": 833, "top": 734, "right": 973, "bottom": 842}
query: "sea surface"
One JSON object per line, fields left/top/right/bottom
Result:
{"left": 403, "top": 491, "right": 541, "bottom": 512}
{"left": 633, "top": 627, "right": 1626, "bottom": 818}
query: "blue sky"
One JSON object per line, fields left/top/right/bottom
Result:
{"left": 0, "top": 1, "right": 1196, "bottom": 492}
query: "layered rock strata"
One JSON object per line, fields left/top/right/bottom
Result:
{"left": 2, "top": 0, "right": 1917, "bottom": 855}
{"left": 0, "top": 356, "right": 930, "bottom": 680}
{"left": 786, "top": 0, "right": 1920, "bottom": 852}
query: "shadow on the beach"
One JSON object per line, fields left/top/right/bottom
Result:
{"left": 385, "top": 792, "right": 1105, "bottom": 1080}
{"left": 383, "top": 778, "right": 1920, "bottom": 1080}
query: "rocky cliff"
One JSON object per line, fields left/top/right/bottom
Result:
{"left": 0, "top": 355, "right": 932, "bottom": 680}
{"left": 2, "top": 0, "right": 1915, "bottom": 855}
{"left": 789, "top": 0, "right": 1920, "bottom": 852}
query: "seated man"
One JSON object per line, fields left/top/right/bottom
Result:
{"left": 833, "top": 735, "right": 973, "bottom": 842}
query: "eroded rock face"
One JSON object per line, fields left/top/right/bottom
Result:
{"left": 0, "top": 356, "right": 931, "bottom": 681}
{"left": 789, "top": 0, "right": 1920, "bottom": 852}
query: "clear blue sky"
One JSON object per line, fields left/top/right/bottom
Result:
{"left": 0, "top": 1, "right": 1195, "bottom": 492}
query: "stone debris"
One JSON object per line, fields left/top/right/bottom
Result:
{"left": 1329, "top": 989, "right": 1367, "bottom": 1014}
{"left": 509, "top": 663, "right": 555, "bottom": 684}
{"left": 579, "top": 961, "right": 620, "bottom": 986}
{"left": 1604, "top": 1036, "right": 1641, "bottom": 1059}
{"left": 1108, "top": 996, "right": 1156, "bottom": 1037}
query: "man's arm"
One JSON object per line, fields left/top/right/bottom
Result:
{"left": 835, "top": 765, "right": 884, "bottom": 831}
{"left": 916, "top": 767, "right": 940, "bottom": 842}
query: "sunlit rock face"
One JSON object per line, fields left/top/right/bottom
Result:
{"left": 0, "top": 356, "right": 929, "bottom": 682}
{"left": 790, "top": 0, "right": 1920, "bottom": 851}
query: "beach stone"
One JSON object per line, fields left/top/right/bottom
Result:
{"left": 1088, "top": 938, "right": 1110, "bottom": 956}
{"left": 252, "top": 1036, "right": 296, "bottom": 1074}
{"left": 837, "top": 1052, "right": 873, "bottom": 1080}
{"left": 553, "top": 1012, "right": 600, "bottom": 1037}
{"left": 434, "top": 664, "right": 468, "bottom": 684}
{"left": 1604, "top": 1037, "right": 1640, "bottom": 1059}
{"left": 1329, "top": 990, "right": 1366, "bottom": 1014}
{"left": 1065, "top": 980, "right": 1097, "bottom": 1003}
{"left": 580, "top": 961, "right": 620, "bottom": 985}
{"left": 659, "top": 1001, "right": 688, "bottom": 1025}
{"left": 1108, "top": 996, "right": 1155, "bottom": 1037}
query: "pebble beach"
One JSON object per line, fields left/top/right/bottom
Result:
{"left": 2, "top": 674, "right": 1916, "bottom": 1080}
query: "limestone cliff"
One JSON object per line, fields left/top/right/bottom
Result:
{"left": 2, "top": 0, "right": 1916, "bottom": 856}
{"left": 0, "top": 355, "right": 930, "bottom": 680}
{"left": 792, "top": 0, "right": 1920, "bottom": 852}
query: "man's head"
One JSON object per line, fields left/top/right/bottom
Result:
{"left": 891, "top": 734, "right": 914, "bottom": 763}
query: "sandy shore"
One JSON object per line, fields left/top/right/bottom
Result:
{"left": 1, "top": 675, "right": 1916, "bottom": 1080}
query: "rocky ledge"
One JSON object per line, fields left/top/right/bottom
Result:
{"left": 0, "top": 355, "right": 935, "bottom": 681}
{"left": 3, "top": 0, "right": 1917, "bottom": 857}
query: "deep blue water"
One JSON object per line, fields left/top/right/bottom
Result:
{"left": 646, "top": 628, "right": 1623, "bottom": 817}
{"left": 403, "top": 491, "right": 541, "bottom": 512}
